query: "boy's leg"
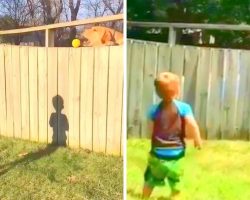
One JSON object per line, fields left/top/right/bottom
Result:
{"left": 143, "top": 163, "right": 165, "bottom": 198}
{"left": 143, "top": 166, "right": 155, "bottom": 198}
{"left": 166, "top": 159, "right": 184, "bottom": 199}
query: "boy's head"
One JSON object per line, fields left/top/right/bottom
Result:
{"left": 52, "top": 95, "right": 64, "bottom": 112}
{"left": 154, "top": 72, "right": 180, "bottom": 101}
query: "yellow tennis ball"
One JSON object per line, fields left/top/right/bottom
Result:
{"left": 72, "top": 39, "right": 81, "bottom": 48}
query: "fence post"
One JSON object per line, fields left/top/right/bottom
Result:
{"left": 45, "top": 29, "right": 55, "bottom": 47}
{"left": 168, "top": 26, "right": 176, "bottom": 46}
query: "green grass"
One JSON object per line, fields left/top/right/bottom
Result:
{"left": 127, "top": 139, "right": 250, "bottom": 200}
{"left": 0, "top": 137, "right": 122, "bottom": 200}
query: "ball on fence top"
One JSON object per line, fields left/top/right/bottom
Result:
{"left": 72, "top": 39, "right": 81, "bottom": 48}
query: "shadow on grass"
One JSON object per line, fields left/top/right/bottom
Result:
{"left": 0, "top": 144, "right": 60, "bottom": 176}
{"left": 127, "top": 189, "right": 171, "bottom": 200}
{"left": 0, "top": 95, "right": 69, "bottom": 176}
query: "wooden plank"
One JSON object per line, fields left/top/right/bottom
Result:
{"left": 68, "top": 48, "right": 81, "bottom": 148}
{"left": 93, "top": 46, "right": 109, "bottom": 153}
{"left": 57, "top": 48, "right": 69, "bottom": 146}
{"left": 127, "top": 42, "right": 144, "bottom": 138}
{"left": 0, "top": 46, "right": 6, "bottom": 136}
{"left": 237, "top": 51, "right": 250, "bottom": 139}
{"left": 47, "top": 48, "right": 58, "bottom": 144}
{"left": 183, "top": 46, "right": 199, "bottom": 108}
{"left": 5, "top": 46, "right": 14, "bottom": 138}
{"left": 205, "top": 49, "right": 224, "bottom": 139}
{"left": 20, "top": 46, "right": 30, "bottom": 140}
{"left": 194, "top": 48, "right": 211, "bottom": 139}
{"left": 80, "top": 48, "right": 94, "bottom": 151}
{"left": 170, "top": 45, "right": 185, "bottom": 99}
{"left": 38, "top": 47, "right": 48, "bottom": 143}
{"left": 221, "top": 49, "right": 239, "bottom": 139}
{"left": 29, "top": 47, "right": 39, "bottom": 141}
{"left": 106, "top": 46, "right": 123, "bottom": 155}
{"left": 170, "top": 45, "right": 184, "bottom": 77}
{"left": 141, "top": 44, "right": 157, "bottom": 138}
{"left": 157, "top": 43, "right": 171, "bottom": 73}
{"left": 127, "top": 40, "right": 133, "bottom": 95}
{"left": 155, "top": 43, "right": 171, "bottom": 103}
{"left": 12, "top": 46, "right": 22, "bottom": 139}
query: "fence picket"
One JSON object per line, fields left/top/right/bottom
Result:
{"left": 141, "top": 44, "right": 158, "bottom": 137}
{"left": 80, "top": 48, "right": 94, "bottom": 151}
{"left": 194, "top": 48, "right": 211, "bottom": 139}
{"left": 206, "top": 49, "right": 224, "bottom": 139}
{"left": 38, "top": 47, "right": 48, "bottom": 143}
{"left": 221, "top": 50, "right": 239, "bottom": 139}
{"left": 57, "top": 48, "right": 69, "bottom": 146}
{"left": 68, "top": 48, "right": 81, "bottom": 148}
{"left": 183, "top": 46, "right": 199, "bottom": 109}
{"left": 29, "top": 47, "right": 39, "bottom": 141}
{"left": 238, "top": 51, "right": 250, "bottom": 139}
{"left": 93, "top": 47, "right": 109, "bottom": 153}
{"left": 127, "top": 42, "right": 144, "bottom": 137}
{"left": 106, "top": 46, "right": 123, "bottom": 155}
{"left": 0, "top": 46, "right": 6, "bottom": 136}
{"left": 47, "top": 48, "right": 58, "bottom": 144}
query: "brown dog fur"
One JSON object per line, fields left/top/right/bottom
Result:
{"left": 80, "top": 26, "right": 123, "bottom": 46}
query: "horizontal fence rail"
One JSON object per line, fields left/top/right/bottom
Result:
{"left": 128, "top": 21, "right": 250, "bottom": 31}
{"left": 0, "top": 44, "right": 123, "bottom": 156}
{"left": 128, "top": 21, "right": 250, "bottom": 45}
{"left": 127, "top": 39, "right": 250, "bottom": 140}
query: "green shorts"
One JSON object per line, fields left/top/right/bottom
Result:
{"left": 144, "top": 153, "right": 185, "bottom": 192}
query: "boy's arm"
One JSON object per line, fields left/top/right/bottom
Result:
{"left": 185, "top": 116, "right": 202, "bottom": 149}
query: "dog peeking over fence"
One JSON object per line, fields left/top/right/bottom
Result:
{"left": 80, "top": 26, "right": 123, "bottom": 46}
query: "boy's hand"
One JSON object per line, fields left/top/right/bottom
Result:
{"left": 194, "top": 143, "right": 202, "bottom": 150}
{"left": 194, "top": 136, "right": 202, "bottom": 151}
{"left": 194, "top": 136, "right": 202, "bottom": 150}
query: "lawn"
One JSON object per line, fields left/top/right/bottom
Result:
{"left": 0, "top": 136, "right": 122, "bottom": 200}
{"left": 127, "top": 138, "right": 250, "bottom": 200}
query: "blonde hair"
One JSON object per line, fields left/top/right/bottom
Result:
{"left": 154, "top": 72, "right": 180, "bottom": 100}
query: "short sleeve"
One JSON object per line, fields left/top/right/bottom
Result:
{"left": 147, "top": 104, "right": 159, "bottom": 120}
{"left": 174, "top": 100, "right": 194, "bottom": 117}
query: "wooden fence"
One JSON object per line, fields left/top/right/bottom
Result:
{"left": 0, "top": 44, "right": 123, "bottom": 156}
{"left": 127, "top": 39, "right": 250, "bottom": 140}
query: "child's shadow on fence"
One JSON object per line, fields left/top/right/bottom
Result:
{"left": 0, "top": 95, "right": 69, "bottom": 176}
{"left": 49, "top": 95, "right": 69, "bottom": 146}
